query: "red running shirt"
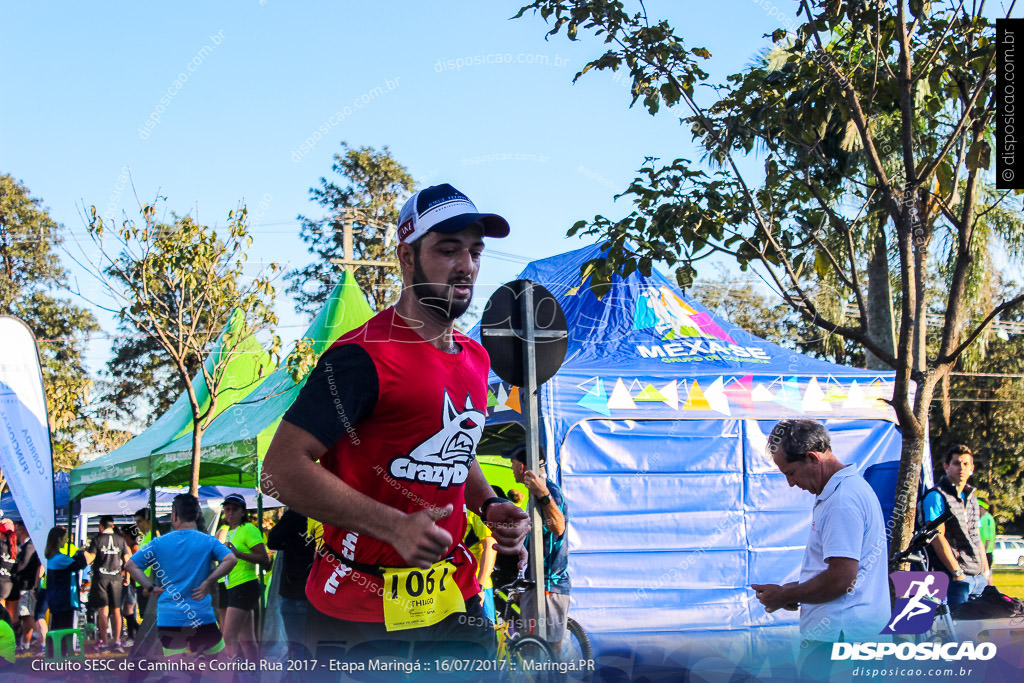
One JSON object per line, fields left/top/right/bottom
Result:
{"left": 301, "top": 308, "right": 491, "bottom": 622}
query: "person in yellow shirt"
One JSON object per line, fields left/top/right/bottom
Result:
{"left": 0, "top": 608, "right": 15, "bottom": 667}
{"left": 220, "top": 494, "right": 268, "bottom": 660}
{"left": 463, "top": 511, "right": 497, "bottom": 622}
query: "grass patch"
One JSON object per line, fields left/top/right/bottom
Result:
{"left": 992, "top": 568, "right": 1024, "bottom": 598}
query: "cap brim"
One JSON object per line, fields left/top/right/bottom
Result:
{"left": 501, "top": 445, "right": 527, "bottom": 462}
{"left": 430, "top": 213, "right": 510, "bottom": 238}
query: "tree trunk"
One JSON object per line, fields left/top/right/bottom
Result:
{"left": 866, "top": 222, "right": 896, "bottom": 370}
{"left": 889, "top": 375, "right": 937, "bottom": 568}
{"left": 912, "top": 244, "right": 929, "bottom": 374}
{"left": 190, "top": 427, "right": 203, "bottom": 496}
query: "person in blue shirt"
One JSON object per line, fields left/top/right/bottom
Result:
{"left": 922, "top": 444, "right": 990, "bottom": 609}
{"left": 126, "top": 493, "right": 236, "bottom": 660}
{"left": 43, "top": 526, "right": 86, "bottom": 632}
{"left": 504, "top": 444, "right": 572, "bottom": 655}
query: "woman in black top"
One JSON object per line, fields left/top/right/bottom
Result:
{"left": 266, "top": 509, "right": 314, "bottom": 653}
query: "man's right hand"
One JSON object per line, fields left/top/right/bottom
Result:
{"left": 392, "top": 504, "right": 454, "bottom": 569}
{"left": 484, "top": 502, "right": 529, "bottom": 553}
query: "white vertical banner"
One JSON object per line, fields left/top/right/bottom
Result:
{"left": 0, "top": 316, "right": 56, "bottom": 552}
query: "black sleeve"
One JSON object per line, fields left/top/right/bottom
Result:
{"left": 267, "top": 510, "right": 307, "bottom": 550}
{"left": 71, "top": 550, "right": 88, "bottom": 571}
{"left": 282, "top": 343, "right": 379, "bottom": 450}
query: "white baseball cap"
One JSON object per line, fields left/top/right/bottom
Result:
{"left": 397, "top": 183, "right": 510, "bottom": 244}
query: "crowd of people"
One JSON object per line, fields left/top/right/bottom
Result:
{"left": 0, "top": 476, "right": 563, "bottom": 668}
{"left": 0, "top": 182, "right": 1007, "bottom": 673}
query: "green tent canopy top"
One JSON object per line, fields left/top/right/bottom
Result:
{"left": 151, "top": 271, "right": 374, "bottom": 489}
{"left": 71, "top": 309, "right": 276, "bottom": 500}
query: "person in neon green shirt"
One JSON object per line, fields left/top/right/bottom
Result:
{"left": 464, "top": 511, "right": 497, "bottom": 621}
{"left": 131, "top": 508, "right": 157, "bottom": 639}
{"left": 979, "top": 499, "right": 996, "bottom": 571}
{"left": 220, "top": 494, "right": 268, "bottom": 661}
{"left": 0, "top": 608, "right": 15, "bottom": 667}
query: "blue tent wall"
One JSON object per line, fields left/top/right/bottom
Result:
{"left": 472, "top": 244, "right": 915, "bottom": 648}
{"left": 559, "top": 417, "right": 901, "bottom": 641}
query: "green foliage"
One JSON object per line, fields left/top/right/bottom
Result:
{"left": 86, "top": 198, "right": 280, "bottom": 492}
{"left": 931, "top": 325, "right": 1024, "bottom": 529}
{"left": 285, "top": 336, "right": 318, "bottom": 384}
{"left": 517, "top": 0, "right": 1023, "bottom": 550}
{"left": 0, "top": 174, "right": 99, "bottom": 470}
{"left": 287, "top": 142, "right": 415, "bottom": 314}
{"left": 101, "top": 328, "right": 202, "bottom": 428}
{"left": 516, "top": 1, "right": 1014, "bottom": 366}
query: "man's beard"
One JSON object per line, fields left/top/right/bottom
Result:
{"left": 411, "top": 257, "right": 472, "bottom": 321}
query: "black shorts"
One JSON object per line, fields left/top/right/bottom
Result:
{"left": 89, "top": 575, "right": 123, "bottom": 609}
{"left": 225, "top": 580, "right": 260, "bottom": 611}
{"left": 33, "top": 589, "right": 48, "bottom": 619}
{"left": 216, "top": 581, "right": 228, "bottom": 609}
{"left": 306, "top": 594, "right": 495, "bottom": 662}
{"left": 158, "top": 623, "right": 225, "bottom": 657}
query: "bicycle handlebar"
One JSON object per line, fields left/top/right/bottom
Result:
{"left": 499, "top": 578, "right": 536, "bottom": 594}
{"left": 891, "top": 509, "right": 954, "bottom": 564}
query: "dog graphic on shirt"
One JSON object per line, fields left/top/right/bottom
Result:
{"left": 388, "top": 391, "right": 483, "bottom": 489}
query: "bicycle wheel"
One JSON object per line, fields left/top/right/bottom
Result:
{"left": 563, "top": 617, "right": 592, "bottom": 659}
{"left": 510, "top": 634, "right": 556, "bottom": 667}
{"left": 559, "top": 618, "right": 593, "bottom": 682}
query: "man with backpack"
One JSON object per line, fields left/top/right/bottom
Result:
{"left": 923, "top": 444, "right": 990, "bottom": 609}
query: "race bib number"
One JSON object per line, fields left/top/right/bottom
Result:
{"left": 382, "top": 560, "right": 465, "bottom": 632}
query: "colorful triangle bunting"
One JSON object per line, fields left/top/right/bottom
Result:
{"left": 704, "top": 377, "right": 731, "bottom": 415}
{"left": 577, "top": 378, "right": 611, "bottom": 416}
{"left": 607, "top": 378, "right": 637, "bottom": 410}
{"left": 683, "top": 380, "right": 711, "bottom": 411}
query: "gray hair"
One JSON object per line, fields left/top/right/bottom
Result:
{"left": 767, "top": 419, "right": 831, "bottom": 463}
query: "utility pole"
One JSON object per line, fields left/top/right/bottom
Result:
{"left": 328, "top": 209, "right": 398, "bottom": 272}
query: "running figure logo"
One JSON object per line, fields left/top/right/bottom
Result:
{"left": 881, "top": 571, "right": 949, "bottom": 634}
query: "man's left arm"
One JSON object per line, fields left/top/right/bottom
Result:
{"left": 753, "top": 557, "right": 859, "bottom": 611}
{"left": 229, "top": 526, "right": 270, "bottom": 566}
{"left": 121, "top": 540, "right": 131, "bottom": 585}
{"left": 521, "top": 470, "right": 566, "bottom": 535}
{"left": 465, "top": 460, "right": 528, "bottom": 553}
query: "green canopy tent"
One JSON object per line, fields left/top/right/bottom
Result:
{"left": 70, "top": 309, "right": 275, "bottom": 500}
{"left": 150, "top": 271, "right": 374, "bottom": 489}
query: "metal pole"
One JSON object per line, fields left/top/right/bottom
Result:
{"left": 343, "top": 214, "right": 354, "bottom": 270}
{"left": 521, "top": 282, "right": 548, "bottom": 634}
{"left": 149, "top": 485, "right": 157, "bottom": 536}
{"left": 256, "top": 462, "right": 266, "bottom": 632}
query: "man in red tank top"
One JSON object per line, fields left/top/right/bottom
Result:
{"left": 263, "top": 184, "right": 529, "bottom": 661}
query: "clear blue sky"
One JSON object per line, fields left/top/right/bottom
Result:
{"left": 1, "top": 0, "right": 796, "bottom": 411}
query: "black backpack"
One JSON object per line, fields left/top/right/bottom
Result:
{"left": 950, "top": 584, "right": 1024, "bottom": 620}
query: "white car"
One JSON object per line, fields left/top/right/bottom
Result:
{"left": 993, "top": 536, "right": 1024, "bottom": 567}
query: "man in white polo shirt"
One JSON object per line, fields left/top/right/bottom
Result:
{"left": 752, "top": 419, "right": 889, "bottom": 649}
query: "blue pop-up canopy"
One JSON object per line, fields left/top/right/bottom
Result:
{"left": 475, "top": 244, "right": 909, "bottom": 650}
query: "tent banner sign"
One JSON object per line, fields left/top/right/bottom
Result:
{"left": 633, "top": 286, "right": 772, "bottom": 364}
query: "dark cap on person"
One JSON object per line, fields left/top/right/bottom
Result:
{"left": 222, "top": 493, "right": 246, "bottom": 509}
{"left": 502, "top": 444, "right": 528, "bottom": 463}
{"left": 396, "top": 183, "right": 510, "bottom": 244}
{"left": 502, "top": 443, "right": 546, "bottom": 464}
